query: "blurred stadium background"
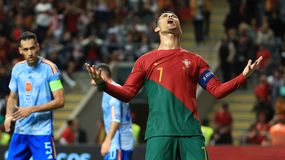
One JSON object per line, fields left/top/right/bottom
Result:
{"left": 1, "top": 0, "right": 285, "bottom": 159}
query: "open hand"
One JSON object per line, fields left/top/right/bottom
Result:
{"left": 242, "top": 56, "right": 263, "bottom": 78}
{"left": 85, "top": 63, "right": 105, "bottom": 86}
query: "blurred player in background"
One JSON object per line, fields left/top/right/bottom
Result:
{"left": 86, "top": 11, "right": 262, "bottom": 160}
{"left": 97, "top": 63, "right": 134, "bottom": 160}
{"left": 4, "top": 31, "right": 64, "bottom": 160}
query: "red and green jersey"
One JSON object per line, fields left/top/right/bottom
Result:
{"left": 104, "top": 48, "right": 247, "bottom": 139}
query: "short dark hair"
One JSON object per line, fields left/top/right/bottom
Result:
{"left": 19, "top": 31, "right": 38, "bottom": 45}
{"left": 96, "top": 63, "right": 112, "bottom": 78}
{"left": 156, "top": 11, "right": 178, "bottom": 26}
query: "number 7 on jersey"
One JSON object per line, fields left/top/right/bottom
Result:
{"left": 157, "top": 67, "right": 163, "bottom": 82}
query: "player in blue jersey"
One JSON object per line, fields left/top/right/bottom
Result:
{"left": 96, "top": 63, "right": 134, "bottom": 160}
{"left": 4, "top": 31, "right": 64, "bottom": 160}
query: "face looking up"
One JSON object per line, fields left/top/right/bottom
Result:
{"left": 155, "top": 12, "right": 182, "bottom": 35}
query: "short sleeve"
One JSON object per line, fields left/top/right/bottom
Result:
{"left": 47, "top": 64, "right": 63, "bottom": 91}
{"left": 48, "top": 64, "right": 61, "bottom": 82}
{"left": 9, "top": 67, "right": 18, "bottom": 93}
{"left": 109, "top": 97, "right": 121, "bottom": 123}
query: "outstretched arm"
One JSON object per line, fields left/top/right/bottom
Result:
{"left": 202, "top": 57, "right": 262, "bottom": 99}
{"left": 85, "top": 63, "right": 145, "bottom": 102}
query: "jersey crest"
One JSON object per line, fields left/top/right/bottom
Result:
{"left": 25, "top": 82, "right": 32, "bottom": 92}
{"left": 182, "top": 59, "right": 191, "bottom": 69}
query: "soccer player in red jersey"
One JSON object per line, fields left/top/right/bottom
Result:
{"left": 86, "top": 11, "right": 262, "bottom": 160}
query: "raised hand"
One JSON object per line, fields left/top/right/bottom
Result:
{"left": 242, "top": 56, "right": 263, "bottom": 78}
{"left": 85, "top": 63, "right": 105, "bottom": 86}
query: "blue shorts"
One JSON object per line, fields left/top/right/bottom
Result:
{"left": 104, "top": 149, "right": 133, "bottom": 160}
{"left": 7, "top": 133, "right": 56, "bottom": 160}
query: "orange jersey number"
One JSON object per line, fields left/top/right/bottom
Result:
{"left": 157, "top": 67, "right": 163, "bottom": 82}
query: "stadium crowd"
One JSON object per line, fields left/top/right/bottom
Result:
{"left": 216, "top": 0, "right": 285, "bottom": 146}
{"left": 1, "top": 0, "right": 285, "bottom": 147}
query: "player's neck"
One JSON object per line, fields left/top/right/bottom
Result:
{"left": 158, "top": 33, "right": 180, "bottom": 50}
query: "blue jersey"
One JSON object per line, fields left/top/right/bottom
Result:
{"left": 9, "top": 57, "right": 61, "bottom": 135}
{"left": 102, "top": 84, "right": 134, "bottom": 151}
